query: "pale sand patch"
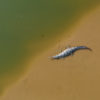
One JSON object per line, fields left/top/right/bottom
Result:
{"left": 1, "top": 6, "right": 100, "bottom": 100}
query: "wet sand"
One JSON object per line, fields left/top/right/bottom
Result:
{"left": 1, "top": 6, "right": 100, "bottom": 100}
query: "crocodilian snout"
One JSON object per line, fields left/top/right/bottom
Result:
{"left": 50, "top": 56, "right": 60, "bottom": 60}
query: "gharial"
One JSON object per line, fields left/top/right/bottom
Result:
{"left": 51, "top": 46, "right": 92, "bottom": 60}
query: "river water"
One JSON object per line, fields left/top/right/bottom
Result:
{"left": 0, "top": 0, "right": 99, "bottom": 94}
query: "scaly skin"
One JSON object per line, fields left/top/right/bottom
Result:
{"left": 51, "top": 46, "right": 92, "bottom": 60}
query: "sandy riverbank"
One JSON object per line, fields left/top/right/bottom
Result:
{"left": 1, "top": 6, "right": 100, "bottom": 100}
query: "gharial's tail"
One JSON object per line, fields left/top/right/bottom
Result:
{"left": 86, "top": 47, "right": 92, "bottom": 51}
{"left": 76, "top": 46, "right": 92, "bottom": 51}
{"left": 82, "top": 46, "right": 92, "bottom": 51}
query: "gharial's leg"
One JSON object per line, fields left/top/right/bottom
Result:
{"left": 71, "top": 52, "right": 74, "bottom": 56}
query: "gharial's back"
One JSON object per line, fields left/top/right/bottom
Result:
{"left": 51, "top": 46, "right": 92, "bottom": 60}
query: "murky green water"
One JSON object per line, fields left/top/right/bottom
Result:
{"left": 0, "top": 0, "right": 99, "bottom": 93}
